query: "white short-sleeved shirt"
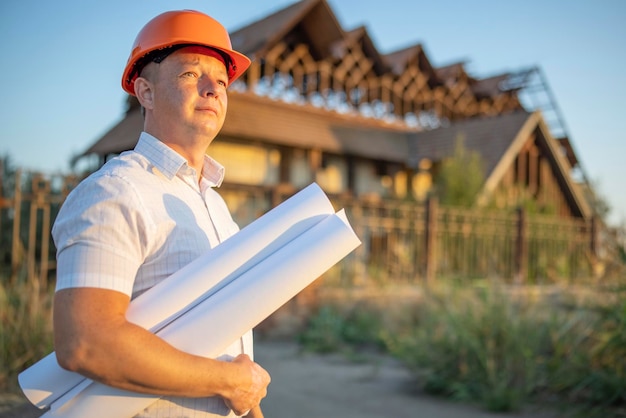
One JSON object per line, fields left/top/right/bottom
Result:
{"left": 53, "top": 132, "right": 252, "bottom": 418}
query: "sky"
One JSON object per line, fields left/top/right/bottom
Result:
{"left": 1, "top": 0, "right": 625, "bottom": 224}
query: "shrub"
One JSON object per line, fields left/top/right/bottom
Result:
{"left": 300, "top": 281, "right": 626, "bottom": 416}
{"left": 549, "top": 293, "right": 626, "bottom": 412}
{"left": 298, "top": 303, "right": 385, "bottom": 355}
{"left": 434, "top": 135, "right": 485, "bottom": 207}
{"left": 385, "top": 283, "right": 550, "bottom": 412}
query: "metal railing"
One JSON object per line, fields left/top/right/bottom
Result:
{"left": 0, "top": 171, "right": 617, "bottom": 287}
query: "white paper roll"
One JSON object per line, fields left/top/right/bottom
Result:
{"left": 19, "top": 183, "right": 333, "bottom": 408}
{"left": 42, "top": 210, "right": 360, "bottom": 418}
{"left": 19, "top": 183, "right": 360, "bottom": 417}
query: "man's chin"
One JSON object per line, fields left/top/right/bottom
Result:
{"left": 194, "top": 121, "right": 224, "bottom": 139}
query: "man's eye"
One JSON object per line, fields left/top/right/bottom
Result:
{"left": 218, "top": 80, "right": 228, "bottom": 87}
{"left": 182, "top": 72, "right": 197, "bottom": 78}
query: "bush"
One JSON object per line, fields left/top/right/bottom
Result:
{"left": 299, "top": 282, "right": 626, "bottom": 416}
{"left": 298, "top": 304, "right": 385, "bottom": 355}
{"left": 385, "top": 283, "right": 549, "bottom": 412}
{"left": 434, "top": 135, "right": 485, "bottom": 207}
{"left": 550, "top": 293, "right": 626, "bottom": 412}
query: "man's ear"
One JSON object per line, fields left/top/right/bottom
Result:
{"left": 134, "top": 77, "right": 154, "bottom": 110}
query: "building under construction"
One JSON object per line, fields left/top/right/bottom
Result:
{"left": 76, "top": 0, "right": 620, "bottom": 281}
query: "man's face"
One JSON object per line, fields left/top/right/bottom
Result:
{"left": 149, "top": 46, "right": 229, "bottom": 142}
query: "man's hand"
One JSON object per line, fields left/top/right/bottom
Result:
{"left": 223, "top": 354, "right": 270, "bottom": 416}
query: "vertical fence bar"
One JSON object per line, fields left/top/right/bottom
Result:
{"left": 10, "top": 170, "right": 22, "bottom": 283}
{"left": 425, "top": 196, "right": 438, "bottom": 284}
{"left": 40, "top": 203, "right": 51, "bottom": 288}
{"left": 27, "top": 199, "right": 38, "bottom": 282}
{"left": 590, "top": 216, "right": 598, "bottom": 259}
{"left": 515, "top": 207, "right": 527, "bottom": 284}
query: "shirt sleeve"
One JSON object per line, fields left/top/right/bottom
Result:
{"left": 52, "top": 172, "right": 154, "bottom": 296}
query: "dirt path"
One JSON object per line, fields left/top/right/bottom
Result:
{"left": 256, "top": 339, "right": 562, "bottom": 418}
{"left": 1, "top": 339, "right": 564, "bottom": 418}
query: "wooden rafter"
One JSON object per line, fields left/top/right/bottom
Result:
{"left": 234, "top": 0, "right": 525, "bottom": 126}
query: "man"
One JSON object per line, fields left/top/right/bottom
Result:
{"left": 52, "top": 10, "right": 270, "bottom": 418}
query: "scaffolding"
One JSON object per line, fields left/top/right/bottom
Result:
{"left": 502, "top": 66, "right": 591, "bottom": 185}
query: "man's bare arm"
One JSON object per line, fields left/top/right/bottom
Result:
{"left": 53, "top": 287, "right": 270, "bottom": 414}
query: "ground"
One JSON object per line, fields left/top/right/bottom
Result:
{"left": 1, "top": 338, "right": 565, "bottom": 418}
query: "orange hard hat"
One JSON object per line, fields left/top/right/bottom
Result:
{"left": 121, "top": 10, "right": 251, "bottom": 95}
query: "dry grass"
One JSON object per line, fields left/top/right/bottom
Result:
{"left": 0, "top": 277, "right": 54, "bottom": 392}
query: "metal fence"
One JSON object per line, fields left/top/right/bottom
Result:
{"left": 0, "top": 170, "right": 616, "bottom": 287}
{"left": 330, "top": 194, "right": 596, "bottom": 285}
{"left": 223, "top": 185, "right": 602, "bottom": 285}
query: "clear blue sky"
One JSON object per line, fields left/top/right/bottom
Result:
{"left": 1, "top": 0, "right": 624, "bottom": 224}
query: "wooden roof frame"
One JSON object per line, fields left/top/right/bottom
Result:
{"left": 231, "top": 0, "right": 523, "bottom": 124}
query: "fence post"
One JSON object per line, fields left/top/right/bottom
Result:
{"left": 350, "top": 203, "right": 366, "bottom": 287}
{"left": 514, "top": 207, "right": 527, "bottom": 284}
{"left": 425, "top": 196, "right": 438, "bottom": 284}
{"left": 11, "top": 170, "right": 22, "bottom": 284}
{"left": 589, "top": 216, "right": 598, "bottom": 257}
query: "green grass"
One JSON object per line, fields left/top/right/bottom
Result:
{"left": 299, "top": 280, "right": 626, "bottom": 416}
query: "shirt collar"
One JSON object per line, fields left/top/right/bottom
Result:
{"left": 200, "top": 154, "right": 225, "bottom": 187}
{"left": 135, "top": 132, "right": 225, "bottom": 187}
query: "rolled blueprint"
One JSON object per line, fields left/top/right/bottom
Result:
{"left": 43, "top": 209, "right": 360, "bottom": 418}
{"left": 18, "top": 183, "right": 360, "bottom": 417}
{"left": 19, "top": 183, "right": 334, "bottom": 408}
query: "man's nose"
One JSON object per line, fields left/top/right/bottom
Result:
{"left": 200, "top": 77, "right": 219, "bottom": 97}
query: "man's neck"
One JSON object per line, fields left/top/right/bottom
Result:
{"left": 144, "top": 126, "right": 212, "bottom": 183}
